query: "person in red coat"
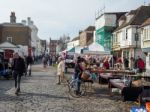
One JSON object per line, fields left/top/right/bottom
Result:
{"left": 103, "top": 59, "right": 110, "bottom": 69}
{"left": 137, "top": 57, "right": 145, "bottom": 73}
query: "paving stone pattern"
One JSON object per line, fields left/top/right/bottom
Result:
{"left": 0, "top": 64, "right": 136, "bottom": 112}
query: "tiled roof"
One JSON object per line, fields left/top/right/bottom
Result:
{"left": 0, "top": 23, "right": 26, "bottom": 27}
{"left": 141, "top": 18, "right": 150, "bottom": 27}
{"left": 115, "top": 6, "right": 150, "bottom": 31}
{"left": 96, "top": 12, "right": 127, "bottom": 20}
{"left": 84, "top": 26, "right": 95, "bottom": 31}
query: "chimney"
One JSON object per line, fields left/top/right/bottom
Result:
{"left": 30, "top": 21, "right": 34, "bottom": 25}
{"left": 79, "top": 30, "right": 83, "bottom": 35}
{"left": 10, "top": 12, "right": 16, "bottom": 23}
{"left": 21, "top": 20, "right": 26, "bottom": 25}
{"left": 27, "top": 17, "right": 31, "bottom": 25}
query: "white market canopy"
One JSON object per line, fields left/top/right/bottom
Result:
{"left": 0, "top": 49, "right": 4, "bottom": 52}
{"left": 0, "top": 42, "right": 19, "bottom": 49}
{"left": 84, "top": 42, "right": 110, "bottom": 55}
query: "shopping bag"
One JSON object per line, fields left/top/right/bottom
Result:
{"left": 28, "top": 65, "right": 31, "bottom": 70}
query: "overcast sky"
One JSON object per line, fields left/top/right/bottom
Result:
{"left": 0, "top": 0, "right": 150, "bottom": 41}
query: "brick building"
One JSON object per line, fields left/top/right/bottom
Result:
{"left": 79, "top": 26, "right": 95, "bottom": 47}
{"left": 49, "top": 38, "right": 60, "bottom": 56}
{"left": 0, "top": 12, "right": 31, "bottom": 47}
{"left": 0, "top": 12, "right": 31, "bottom": 56}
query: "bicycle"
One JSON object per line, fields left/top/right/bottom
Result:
{"left": 67, "top": 75, "right": 86, "bottom": 98}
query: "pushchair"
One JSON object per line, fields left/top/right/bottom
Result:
{"left": 0, "top": 62, "right": 12, "bottom": 79}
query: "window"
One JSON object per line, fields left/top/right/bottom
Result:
{"left": 144, "top": 28, "right": 150, "bottom": 40}
{"left": 7, "top": 37, "right": 12, "bottom": 43}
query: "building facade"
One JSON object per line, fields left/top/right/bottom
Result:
{"left": 95, "top": 12, "right": 126, "bottom": 51}
{"left": 0, "top": 12, "right": 31, "bottom": 56}
{"left": 112, "top": 6, "right": 150, "bottom": 68}
{"left": 141, "top": 18, "right": 150, "bottom": 71}
{"left": 79, "top": 26, "right": 95, "bottom": 47}
{"left": 67, "top": 36, "right": 80, "bottom": 50}
{"left": 49, "top": 38, "right": 59, "bottom": 56}
{"left": 22, "top": 17, "right": 41, "bottom": 56}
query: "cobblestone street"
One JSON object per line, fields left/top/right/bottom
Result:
{"left": 0, "top": 64, "right": 135, "bottom": 112}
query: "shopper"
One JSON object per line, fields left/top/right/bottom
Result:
{"left": 12, "top": 52, "right": 25, "bottom": 95}
{"left": 56, "top": 57, "right": 65, "bottom": 85}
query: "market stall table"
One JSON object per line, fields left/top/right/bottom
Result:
{"left": 91, "top": 69, "right": 135, "bottom": 84}
{"left": 109, "top": 78, "right": 142, "bottom": 101}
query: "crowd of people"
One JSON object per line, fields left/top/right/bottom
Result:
{"left": 42, "top": 54, "right": 59, "bottom": 68}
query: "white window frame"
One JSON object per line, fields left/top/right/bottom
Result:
{"left": 7, "top": 37, "right": 12, "bottom": 43}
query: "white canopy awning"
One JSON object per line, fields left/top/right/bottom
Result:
{"left": 0, "top": 49, "right": 4, "bottom": 52}
{"left": 84, "top": 42, "right": 110, "bottom": 55}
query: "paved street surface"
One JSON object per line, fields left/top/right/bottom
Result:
{"left": 0, "top": 64, "right": 136, "bottom": 112}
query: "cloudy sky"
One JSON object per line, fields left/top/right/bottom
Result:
{"left": 0, "top": 0, "right": 150, "bottom": 41}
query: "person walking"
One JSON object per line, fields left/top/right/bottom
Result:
{"left": 74, "top": 57, "right": 84, "bottom": 95}
{"left": 42, "top": 56, "right": 47, "bottom": 68}
{"left": 52, "top": 55, "right": 56, "bottom": 66}
{"left": 137, "top": 57, "right": 145, "bottom": 73}
{"left": 12, "top": 53, "right": 25, "bottom": 95}
{"left": 26, "top": 54, "right": 33, "bottom": 76}
{"left": 56, "top": 57, "right": 66, "bottom": 85}
{"left": 123, "top": 57, "right": 129, "bottom": 70}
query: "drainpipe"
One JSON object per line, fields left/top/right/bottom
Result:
{"left": 134, "top": 26, "right": 139, "bottom": 59}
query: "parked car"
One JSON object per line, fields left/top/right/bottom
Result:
{"left": 65, "top": 54, "right": 75, "bottom": 68}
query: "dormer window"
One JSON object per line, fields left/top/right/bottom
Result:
{"left": 126, "top": 15, "right": 133, "bottom": 23}
{"left": 119, "top": 20, "right": 124, "bottom": 26}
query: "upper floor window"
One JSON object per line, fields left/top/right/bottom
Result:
{"left": 7, "top": 37, "right": 12, "bottom": 43}
{"left": 143, "top": 28, "right": 150, "bottom": 40}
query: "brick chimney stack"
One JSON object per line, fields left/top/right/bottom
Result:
{"left": 10, "top": 12, "right": 16, "bottom": 23}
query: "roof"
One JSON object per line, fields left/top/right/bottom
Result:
{"left": 87, "top": 38, "right": 93, "bottom": 46}
{"left": 141, "top": 18, "right": 150, "bottom": 27}
{"left": 0, "top": 23, "right": 27, "bottom": 27}
{"left": 96, "top": 12, "right": 127, "bottom": 20}
{"left": 72, "top": 36, "right": 80, "bottom": 41}
{"left": 84, "top": 26, "right": 95, "bottom": 31}
{"left": 0, "top": 41, "right": 19, "bottom": 48}
{"left": 115, "top": 5, "right": 150, "bottom": 31}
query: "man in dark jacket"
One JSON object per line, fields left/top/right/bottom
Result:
{"left": 74, "top": 57, "right": 84, "bottom": 95}
{"left": 12, "top": 53, "right": 25, "bottom": 95}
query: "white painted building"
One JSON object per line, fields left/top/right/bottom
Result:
{"left": 95, "top": 12, "right": 125, "bottom": 51}
{"left": 22, "top": 17, "right": 41, "bottom": 56}
{"left": 67, "top": 37, "right": 79, "bottom": 50}
{"left": 141, "top": 18, "right": 150, "bottom": 71}
{"left": 112, "top": 6, "right": 150, "bottom": 68}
